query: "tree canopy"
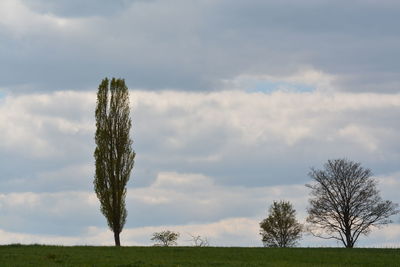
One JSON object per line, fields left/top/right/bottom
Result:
{"left": 260, "top": 200, "right": 302, "bottom": 247}
{"left": 151, "top": 230, "right": 180, "bottom": 246}
{"left": 306, "top": 158, "right": 399, "bottom": 248}
{"left": 94, "top": 77, "right": 135, "bottom": 246}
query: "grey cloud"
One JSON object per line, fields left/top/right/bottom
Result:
{"left": 0, "top": 176, "right": 308, "bottom": 236}
{"left": 0, "top": 172, "right": 397, "bottom": 246}
{"left": 21, "top": 0, "right": 146, "bottom": 17}
{"left": 1, "top": 0, "right": 400, "bottom": 93}
{"left": 2, "top": 90, "right": 400, "bottom": 193}
{"left": 0, "top": 192, "right": 103, "bottom": 236}
{"left": 132, "top": 90, "right": 400, "bottom": 186}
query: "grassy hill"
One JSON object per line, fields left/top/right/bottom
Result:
{"left": 0, "top": 245, "right": 399, "bottom": 266}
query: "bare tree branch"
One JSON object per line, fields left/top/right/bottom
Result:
{"left": 187, "top": 233, "right": 210, "bottom": 247}
{"left": 306, "top": 159, "right": 399, "bottom": 248}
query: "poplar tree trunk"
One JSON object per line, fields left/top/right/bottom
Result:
{"left": 114, "top": 232, "right": 121, "bottom": 247}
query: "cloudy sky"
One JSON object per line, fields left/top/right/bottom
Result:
{"left": 0, "top": 0, "right": 399, "bottom": 247}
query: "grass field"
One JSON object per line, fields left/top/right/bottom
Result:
{"left": 0, "top": 245, "right": 399, "bottom": 266}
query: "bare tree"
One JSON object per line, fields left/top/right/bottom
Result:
{"left": 151, "top": 230, "right": 180, "bottom": 246}
{"left": 259, "top": 200, "right": 302, "bottom": 247}
{"left": 94, "top": 78, "right": 135, "bottom": 246}
{"left": 306, "top": 159, "right": 399, "bottom": 248}
{"left": 187, "top": 233, "right": 210, "bottom": 247}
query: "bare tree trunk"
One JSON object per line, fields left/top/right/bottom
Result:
{"left": 344, "top": 226, "right": 355, "bottom": 248}
{"left": 114, "top": 231, "right": 121, "bottom": 246}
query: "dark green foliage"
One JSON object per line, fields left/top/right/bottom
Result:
{"left": 94, "top": 78, "right": 135, "bottom": 246}
{"left": 307, "top": 159, "right": 399, "bottom": 248}
{"left": 260, "top": 201, "right": 302, "bottom": 247}
{"left": 0, "top": 245, "right": 399, "bottom": 266}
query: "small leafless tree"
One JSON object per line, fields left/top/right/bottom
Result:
{"left": 151, "top": 230, "right": 180, "bottom": 246}
{"left": 306, "top": 159, "right": 399, "bottom": 248}
{"left": 259, "top": 200, "right": 302, "bottom": 247}
{"left": 187, "top": 233, "right": 210, "bottom": 247}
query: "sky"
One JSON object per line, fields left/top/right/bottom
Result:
{"left": 0, "top": 0, "right": 399, "bottom": 247}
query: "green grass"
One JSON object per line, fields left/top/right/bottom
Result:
{"left": 0, "top": 245, "right": 399, "bottom": 266}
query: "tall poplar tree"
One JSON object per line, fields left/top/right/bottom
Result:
{"left": 94, "top": 77, "right": 135, "bottom": 246}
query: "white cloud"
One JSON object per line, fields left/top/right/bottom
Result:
{"left": 0, "top": 169, "right": 398, "bottom": 247}
{"left": 0, "top": 89, "right": 399, "bottom": 246}
{"left": 0, "top": 0, "right": 83, "bottom": 37}
{"left": 132, "top": 89, "right": 400, "bottom": 162}
{"left": 121, "top": 217, "right": 263, "bottom": 247}
{"left": 0, "top": 170, "right": 309, "bottom": 245}
{"left": 0, "top": 91, "right": 94, "bottom": 158}
{"left": 338, "top": 125, "right": 379, "bottom": 152}
{"left": 374, "top": 173, "right": 400, "bottom": 203}
{"left": 129, "top": 171, "right": 309, "bottom": 225}
{"left": 0, "top": 217, "right": 263, "bottom": 246}
{"left": 1, "top": 89, "right": 400, "bottom": 185}
{"left": 1, "top": 215, "right": 398, "bottom": 247}
{"left": 152, "top": 172, "right": 214, "bottom": 190}
{"left": 222, "top": 68, "right": 337, "bottom": 92}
